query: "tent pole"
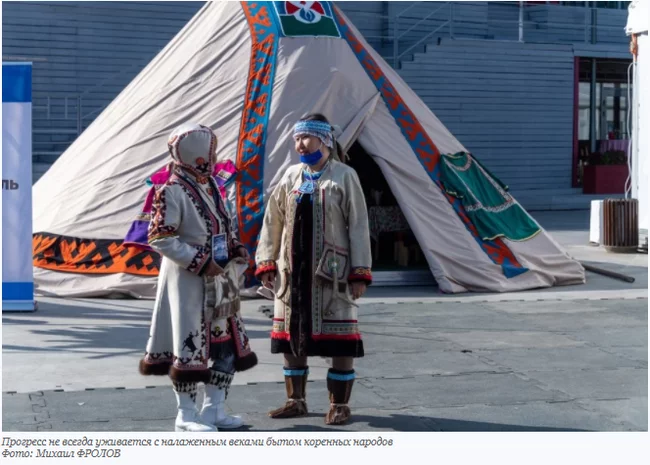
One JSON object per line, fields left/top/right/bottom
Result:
{"left": 580, "top": 262, "right": 636, "bottom": 283}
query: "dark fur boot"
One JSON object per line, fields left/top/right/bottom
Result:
{"left": 325, "top": 369, "right": 355, "bottom": 425}
{"left": 268, "top": 367, "right": 309, "bottom": 419}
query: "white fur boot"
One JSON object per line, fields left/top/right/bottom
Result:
{"left": 174, "top": 390, "right": 218, "bottom": 432}
{"left": 200, "top": 382, "right": 243, "bottom": 429}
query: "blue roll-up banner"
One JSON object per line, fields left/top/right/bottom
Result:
{"left": 2, "top": 62, "right": 36, "bottom": 312}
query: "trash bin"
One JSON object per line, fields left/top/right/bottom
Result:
{"left": 602, "top": 198, "right": 638, "bottom": 253}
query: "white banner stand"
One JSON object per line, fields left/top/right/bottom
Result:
{"left": 2, "top": 62, "right": 36, "bottom": 312}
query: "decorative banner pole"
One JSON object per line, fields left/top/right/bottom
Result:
{"left": 2, "top": 62, "right": 37, "bottom": 312}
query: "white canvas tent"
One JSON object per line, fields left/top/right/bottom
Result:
{"left": 32, "top": 1, "right": 585, "bottom": 298}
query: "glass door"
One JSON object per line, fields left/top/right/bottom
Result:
{"left": 575, "top": 58, "right": 632, "bottom": 187}
{"left": 599, "top": 84, "right": 629, "bottom": 141}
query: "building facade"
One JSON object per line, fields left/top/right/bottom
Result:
{"left": 1, "top": 1, "right": 632, "bottom": 210}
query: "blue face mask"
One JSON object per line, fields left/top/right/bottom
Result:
{"left": 300, "top": 149, "right": 324, "bottom": 166}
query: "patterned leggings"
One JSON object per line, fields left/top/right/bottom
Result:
{"left": 172, "top": 352, "right": 235, "bottom": 401}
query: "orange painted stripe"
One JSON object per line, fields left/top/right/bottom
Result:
{"left": 33, "top": 233, "right": 160, "bottom": 276}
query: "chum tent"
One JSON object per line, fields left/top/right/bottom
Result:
{"left": 31, "top": 1, "right": 585, "bottom": 298}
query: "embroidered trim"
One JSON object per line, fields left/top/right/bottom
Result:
{"left": 272, "top": 317, "right": 286, "bottom": 333}
{"left": 173, "top": 381, "right": 198, "bottom": 393}
{"left": 172, "top": 175, "right": 233, "bottom": 272}
{"left": 207, "top": 370, "right": 234, "bottom": 390}
{"left": 283, "top": 367, "right": 309, "bottom": 377}
{"left": 172, "top": 317, "right": 209, "bottom": 369}
{"left": 296, "top": 167, "right": 326, "bottom": 202}
{"left": 172, "top": 381, "right": 198, "bottom": 403}
{"left": 271, "top": 331, "right": 291, "bottom": 340}
{"left": 230, "top": 314, "right": 253, "bottom": 359}
{"left": 210, "top": 320, "right": 232, "bottom": 344}
{"left": 294, "top": 120, "right": 332, "bottom": 136}
{"left": 312, "top": 187, "right": 326, "bottom": 335}
{"left": 464, "top": 200, "right": 516, "bottom": 213}
{"left": 143, "top": 351, "right": 173, "bottom": 364}
{"left": 148, "top": 188, "right": 177, "bottom": 243}
{"left": 255, "top": 260, "right": 277, "bottom": 277}
{"left": 272, "top": 332, "right": 362, "bottom": 342}
{"left": 148, "top": 231, "right": 178, "bottom": 242}
{"left": 348, "top": 267, "right": 372, "bottom": 283}
{"left": 443, "top": 156, "right": 515, "bottom": 214}
{"left": 444, "top": 151, "right": 473, "bottom": 171}
{"left": 174, "top": 176, "right": 220, "bottom": 236}
{"left": 187, "top": 246, "right": 210, "bottom": 274}
{"left": 135, "top": 212, "right": 151, "bottom": 221}
{"left": 321, "top": 321, "right": 360, "bottom": 335}
{"left": 316, "top": 247, "right": 349, "bottom": 282}
{"left": 327, "top": 370, "right": 355, "bottom": 381}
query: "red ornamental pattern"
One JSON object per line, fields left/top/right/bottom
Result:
{"left": 236, "top": 2, "right": 280, "bottom": 286}
{"left": 332, "top": 7, "right": 526, "bottom": 278}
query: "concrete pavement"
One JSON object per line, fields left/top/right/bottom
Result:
{"left": 2, "top": 211, "right": 647, "bottom": 432}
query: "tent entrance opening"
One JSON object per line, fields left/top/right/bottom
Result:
{"left": 345, "top": 140, "right": 433, "bottom": 286}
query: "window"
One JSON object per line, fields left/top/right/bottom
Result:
{"left": 561, "top": 1, "right": 630, "bottom": 9}
{"left": 575, "top": 58, "right": 632, "bottom": 186}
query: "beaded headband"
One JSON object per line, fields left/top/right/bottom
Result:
{"left": 293, "top": 120, "right": 334, "bottom": 148}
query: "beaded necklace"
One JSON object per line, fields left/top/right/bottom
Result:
{"left": 296, "top": 161, "right": 329, "bottom": 203}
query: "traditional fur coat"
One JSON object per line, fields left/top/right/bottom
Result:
{"left": 255, "top": 160, "right": 372, "bottom": 356}
{"left": 138, "top": 124, "right": 256, "bottom": 382}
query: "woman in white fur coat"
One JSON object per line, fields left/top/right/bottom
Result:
{"left": 138, "top": 123, "right": 257, "bottom": 432}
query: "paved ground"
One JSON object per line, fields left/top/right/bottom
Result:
{"left": 2, "top": 211, "right": 647, "bottom": 432}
